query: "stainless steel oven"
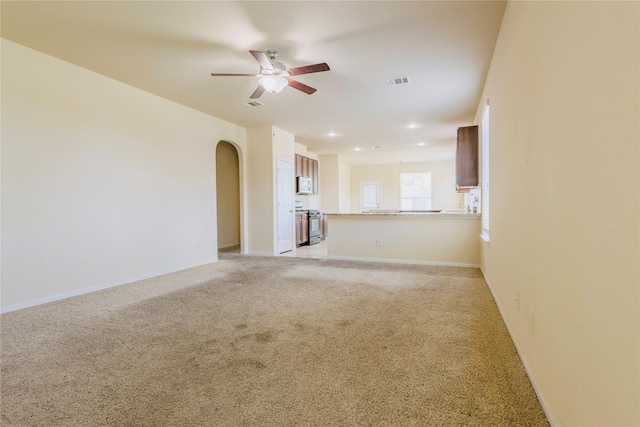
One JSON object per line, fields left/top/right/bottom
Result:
{"left": 308, "top": 210, "right": 321, "bottom": 245}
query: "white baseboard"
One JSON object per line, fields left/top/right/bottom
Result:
{"left": 480, "top": 266, "right": 559, "bottom": 427}
{"left": 328, "top": 255, "right": 480, "bottom": 268}
{"left": 244, "top": 251, "right": 278, "bottom": 257}
{"left": 1, "top": 258, "right": 218, "bottom": 314}
{"left": 218, "top": 243, "right": 241, "bottom": 250}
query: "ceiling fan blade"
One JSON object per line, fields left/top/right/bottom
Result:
{"left": 210, "top": 73, "right": 258, "bottom": 77}
{"left": 250, "top": 85, "right": 266, "bottom": 99}
{"left": 250, "top": 50, "right": 274, "bottom": 71}
{"left": 287, "top": 63, "right": 330, "bottom": 76}
{"left": 286, "top": 78, "right": 317, "bottom": 95}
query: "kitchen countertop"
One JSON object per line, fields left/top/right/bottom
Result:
{"left": 325, "top": 210, "right": 480, "bottom": 218}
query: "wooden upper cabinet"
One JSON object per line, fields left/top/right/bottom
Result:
{"left": 311, "top": 159, "right": 318, "bottom": 194}
{"left": 295, "top": 154, "right": 302, "bottom": 177}
{"left": 294, "top": 154, "right": 319, "bottom": 194}
{"left": 456, "top": 125, "right": 479, "bottom": 191}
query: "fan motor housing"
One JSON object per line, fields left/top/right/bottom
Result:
{"left": 264, "top": 50, "right": 287, "bottom": 74}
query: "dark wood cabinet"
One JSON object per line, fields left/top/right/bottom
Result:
{"left": 295, "top": 154, "right": 302, "bottom": 177}
{"left": 296, "top": 211, "right": 309, "bottom": 246}
{"left": 302, "top": 215, "right": 308, "bottom": 243}
{"left": 311, "top": 159, "right": 318, "bottom": 194}
{"left": 295, "top": 213, "right": 302, "bottom": 246}
{"left": 294, "top": 154, "right": 319, "bottom": 194}
{"left": 456, "top": 125, "right": 479, "bottom": 192}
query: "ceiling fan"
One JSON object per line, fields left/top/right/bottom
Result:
{"left": 211, "top": 50, "right": 330, "bottom": 99}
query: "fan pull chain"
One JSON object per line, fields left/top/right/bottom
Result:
{"left": 272, "top": 95, "right": 276, "bottom": 135}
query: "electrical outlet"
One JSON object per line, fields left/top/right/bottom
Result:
{"left": 376, "top": 238, "right": 382, "bottom": 247}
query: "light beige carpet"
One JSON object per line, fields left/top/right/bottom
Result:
{"left": 1, "top": 254, "right": 549, "bottom": 426}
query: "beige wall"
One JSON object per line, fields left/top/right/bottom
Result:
{"left": 246, "top": 127, "right": 275, "bottom": 254}
{"left": 1, "top": 39, "right": 247, "bottom": 311}
{"left": 478, "top": 2, "right": 639, "bottom": 425}
{"left": 319, "top": 154, "right": 340, "bottom": 212}
{"left": 339, "top": 162, "right": 351, "bottom": 213}
{"left": 350, "top": 161, "right": 463, "bottom": 212}
{"left": 319, "top": 154, "right": 351, "bottom": 213}
{"left": 216, "top": 141, "right": 241, "bottom": 249}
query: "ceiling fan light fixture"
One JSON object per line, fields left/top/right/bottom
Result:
{"left": 259, "top": 75, "right": 288, "bottom": 94}
{"left": 212, "top": 50, "right": 329, "bottom": 99}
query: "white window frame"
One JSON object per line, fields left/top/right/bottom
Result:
{"left": 480, "top": 104, "right": 490, "bottom": 242}
{"left": 400, "top": 172, "right": 432, "bottom": 210}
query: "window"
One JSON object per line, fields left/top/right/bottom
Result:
{"left": 481, "top": 105, "right": 490, "bottom": 241}
{"left": 400, "top": 172, "right": 431, "bottom": 210}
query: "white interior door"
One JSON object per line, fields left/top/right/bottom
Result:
{"left": 360, "top": 180, "right": 381, "bottom": 212}
{"left": 277, "top": 158, "right": 294, "bottom": 253}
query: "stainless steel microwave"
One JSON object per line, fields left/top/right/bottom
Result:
{"left": 297, "top": 176, "right": 312, "bottom": 194}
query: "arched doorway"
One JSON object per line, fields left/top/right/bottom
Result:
{"left": 216, "top": 141, "right": 241, "bottom": 253}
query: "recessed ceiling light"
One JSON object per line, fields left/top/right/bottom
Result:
{"left": 418, "top": 142, "right": 426, "bottom": 146}
{"left": 371, "top": 146, "right": 382, "bottom": 149}
{"left": 326, "top": 132, "right": 337, "bottom": 137}
{"left": 354, "top": 147, "right": 363, "bottom": 151}
{"left": 406, "top": 123, "right": 418, "bottom": 129}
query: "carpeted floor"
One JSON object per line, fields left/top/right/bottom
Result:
{"left": 1, "top": 254, "right": 549, "bottom": 426}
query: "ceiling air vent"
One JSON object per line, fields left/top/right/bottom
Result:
{"left": 242, "top": 101, "right": 264, "bottom": 107}
{"left": 386, "top": 76, "right": 411, "bottom": 86}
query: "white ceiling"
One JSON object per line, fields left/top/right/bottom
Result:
{"left": 1, "top": 1, "right": 506, "bottom": 165}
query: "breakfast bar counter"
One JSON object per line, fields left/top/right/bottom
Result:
{"left": 326, "top": 210, "right": 479, "bottom": 218}
{"left": 325, "top": 211, "right": 481, "bottom": 267}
